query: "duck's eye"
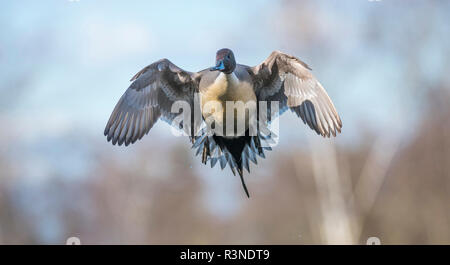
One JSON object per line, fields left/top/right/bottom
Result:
{"left": 227, "top": 55, "right": 231, "bottom": 59}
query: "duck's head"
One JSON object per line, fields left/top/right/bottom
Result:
{"left": 210, "top": 48, "right": 236, "bottom": 74}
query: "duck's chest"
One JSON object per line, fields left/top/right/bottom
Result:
{"left": 200, "top": 72, "right": 256, "bottom": 107}
{"left": 200, "top": 72, "right": 257, "bottom": 131}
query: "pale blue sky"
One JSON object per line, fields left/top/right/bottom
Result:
{"left": 2, "top": 0, "right": 448, "bottom": 148}
{"left": 1, "top": 0, "right": 447, "bottom": 143}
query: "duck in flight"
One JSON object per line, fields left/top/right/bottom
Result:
{"left": 104, "top": 49, "right": 342, "bottom": 197}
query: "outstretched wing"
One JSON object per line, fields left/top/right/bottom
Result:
{"left": 104, "top": 59, "right": 200, "bottom": 146}
{"left": 248, "top": 51, "right": 342, "bottom": 137}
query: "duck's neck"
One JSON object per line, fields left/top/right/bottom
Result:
{"left": 219, "top": 71, "right": 238, "bottom": 85}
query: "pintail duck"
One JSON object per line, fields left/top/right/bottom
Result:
{"left": 104, "top": 49, "right": 342, "bottom": 197}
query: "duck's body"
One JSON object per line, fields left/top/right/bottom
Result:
{"left": 199, "top": 66, "right": 257, "bottom": 138}
{"left": 104, "top": 49, "right": 342, "bottom": 197}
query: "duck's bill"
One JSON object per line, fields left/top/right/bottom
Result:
{"left": 210, "top": 60, "right": 225, "bottom": 71}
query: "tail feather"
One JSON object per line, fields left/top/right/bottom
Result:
{"left": 236, "top": 166, "right": 249, "bottom": 198}
{"left": 192, "top": 130, "right": 273, "bottom": 197}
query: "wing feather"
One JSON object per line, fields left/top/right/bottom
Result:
{"left": 104, "top": 59, "right": 199, "bottom": 146}
{"left": 249, "top": 51, "right": 342, "bottom": 137}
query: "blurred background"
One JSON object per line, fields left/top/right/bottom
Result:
{"left": 1, "top": 0, "right": 450, "bottom": 244}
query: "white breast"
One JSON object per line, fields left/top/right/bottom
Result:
{"left": 201, "top": 73, "right": 257, "bottom": 137}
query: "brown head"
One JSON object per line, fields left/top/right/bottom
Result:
{"left": 210, "top": 48, "right": 236, "bottom": 74}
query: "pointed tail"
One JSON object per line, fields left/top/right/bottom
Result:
{"left": 192, "top": 131, "right": 273, "bottom": 197}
